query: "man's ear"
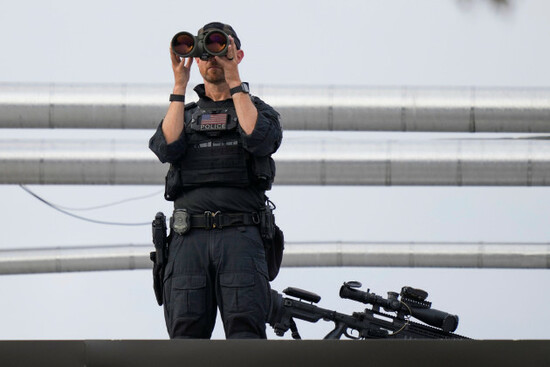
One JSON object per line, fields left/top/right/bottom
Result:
{"left": 236, "top": 49, "right": 245, "bottom": 63}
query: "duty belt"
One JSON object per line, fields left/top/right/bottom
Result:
{"left": 170, "top": 209, "right": 260, "bottom": 234}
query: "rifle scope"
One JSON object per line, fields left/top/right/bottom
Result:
{"left": 339, "top": 282, "right": 459, "bottom": 333}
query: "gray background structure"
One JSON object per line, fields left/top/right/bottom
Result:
{"left": 1, "top": 0, "right": 550, "bottom": 341}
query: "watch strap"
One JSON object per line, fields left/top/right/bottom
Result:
{"left": 230, "top": 82, "right": 249, "bottom": 96}
{"left": 169, "top": 94, "right": 185, "bottom": 102}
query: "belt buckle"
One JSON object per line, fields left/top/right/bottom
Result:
{"left": 204, "top": 211, "right": 222, "bottom": 229}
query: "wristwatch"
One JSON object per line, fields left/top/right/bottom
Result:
{"left": 230, "top": 82, "right": 250, "bottom": 96}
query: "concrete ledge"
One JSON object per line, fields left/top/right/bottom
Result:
{"left": 0, "top": 340, "right": 549, "bottom": 367}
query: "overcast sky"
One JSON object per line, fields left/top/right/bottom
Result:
{"left": 1, "top": 0, "right": 550, "bottom": 340}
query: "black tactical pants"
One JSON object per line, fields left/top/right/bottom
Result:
{"left": 162, "top": 225, "right": 271, "bottom": 339}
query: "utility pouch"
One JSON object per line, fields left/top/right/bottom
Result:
{"left": 151, "top": 212, "right": 168, "bottom": 306}
{"left": 251, "top": 156, "right": 276, "bottom": 191}
{"left": 265, "top": 225, "right": 284, "bottom": 281}
{"left": 259, "top": 200, "right": 284, "bottom": 281}
{"left": 164, "top": 164, "right": 182, "bottom": 201}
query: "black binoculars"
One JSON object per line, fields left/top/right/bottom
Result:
{"left": 171, "top": 30, "right": 229, "bottom": 60}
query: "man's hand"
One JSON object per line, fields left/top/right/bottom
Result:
{"left": 162, "top": 45, "right": 193, "bottom": 144}
{"left": 213, "top": 36, "right": 242, "bottom": 88}
{"left": 214, "top": 36, "right": 258, "bottom": 135}
{"left": 170, "top": 46, "right": 193, "bottom": 94}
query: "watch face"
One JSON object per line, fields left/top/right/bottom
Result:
{"left": 241, "top": 83, "right": 250, "bottom": 93}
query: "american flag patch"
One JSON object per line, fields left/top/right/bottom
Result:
{"left": 200, "top": 113, "right": 228, "bottom": 131}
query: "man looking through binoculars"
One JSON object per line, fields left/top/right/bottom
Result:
{"left": 149, "top": 22, "right": 283, "bottom": 339}
{"left": 163, "top": 23, "right": 258, "bottom": 141}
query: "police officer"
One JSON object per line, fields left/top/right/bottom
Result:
{"left": 149, "top": 22, "right": 282, "bottom": 339}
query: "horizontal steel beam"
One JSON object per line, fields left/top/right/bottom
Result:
{"left": 283, "top": 242, "right": 550, "bottom": 269}
{"left": 3, "top": 340, "right": 549, "bottom": 367}
{"left": 0, "top": 245, "right": 151, "bottom": 274}
{"left": 1, "top": 242, "right": 548, "bottom": 275}
{"left": 1, "top": 83, "right": 549, "bottom": 132}
{"left": 1, "top": 137, "right": 550, "bottom": 186}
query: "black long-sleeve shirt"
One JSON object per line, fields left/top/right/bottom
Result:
{"left": 149, "top": 84, "right": 282, "bottom": 213}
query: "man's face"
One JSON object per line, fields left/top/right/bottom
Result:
{"left": 196, "top": 56, "right": 225, "bottom": 85}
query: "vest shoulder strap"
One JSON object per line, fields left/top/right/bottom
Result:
{"left": 184, "top": 101, "right": 198, "bottom": 110}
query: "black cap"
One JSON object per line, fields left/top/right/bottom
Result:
{"left": 198, "top": 22, "right": 241, "bottom": 49}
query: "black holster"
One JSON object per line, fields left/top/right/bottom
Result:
{"left": 150, "top": 212, "right": 169, "bottom": 306}
{"left": 259, "top": 200, "right": 284, "bottom": 281}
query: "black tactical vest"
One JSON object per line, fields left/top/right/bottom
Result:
{"left": 180, "top": 103, "right": 250, "bottom": 186}
{"left": 164, "top": 99, "right": 275, "bottom": 201}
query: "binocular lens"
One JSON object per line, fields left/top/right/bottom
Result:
{"left": 171, "top": 30, "right": 229, "bottom": 59}
{"left": 172, "top": 32, "right": 195, "bottom": 57}
{"left": 204, "top": 31, "right": 227, "bottom": 54}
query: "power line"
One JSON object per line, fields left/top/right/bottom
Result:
{"left": 19, "top": 185, "right": 152, "bottom": 226}
{"left": 49, "top": 189, "right": 163, "bottom": 211}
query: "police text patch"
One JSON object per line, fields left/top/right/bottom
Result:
{"left": 200, "top": 113, "right": 228, "bottom": 131}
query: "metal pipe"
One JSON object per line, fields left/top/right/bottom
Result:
{"left": 1, "top": 83, "right": 549, "bottom": 132}
{"left": 1, "top": 136, "right": 550, "bottom": 186}
{"left": 0, "top": 83, "right": 167, "bottom": 129}
{"left": 282, "top": 242, "right": 550, "bottom": 269}
{"left": 0, "top": 245, "right": 150, "bottom": 274}
{"left": 1, "top": 242, "right": 548, "bottom": 275}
